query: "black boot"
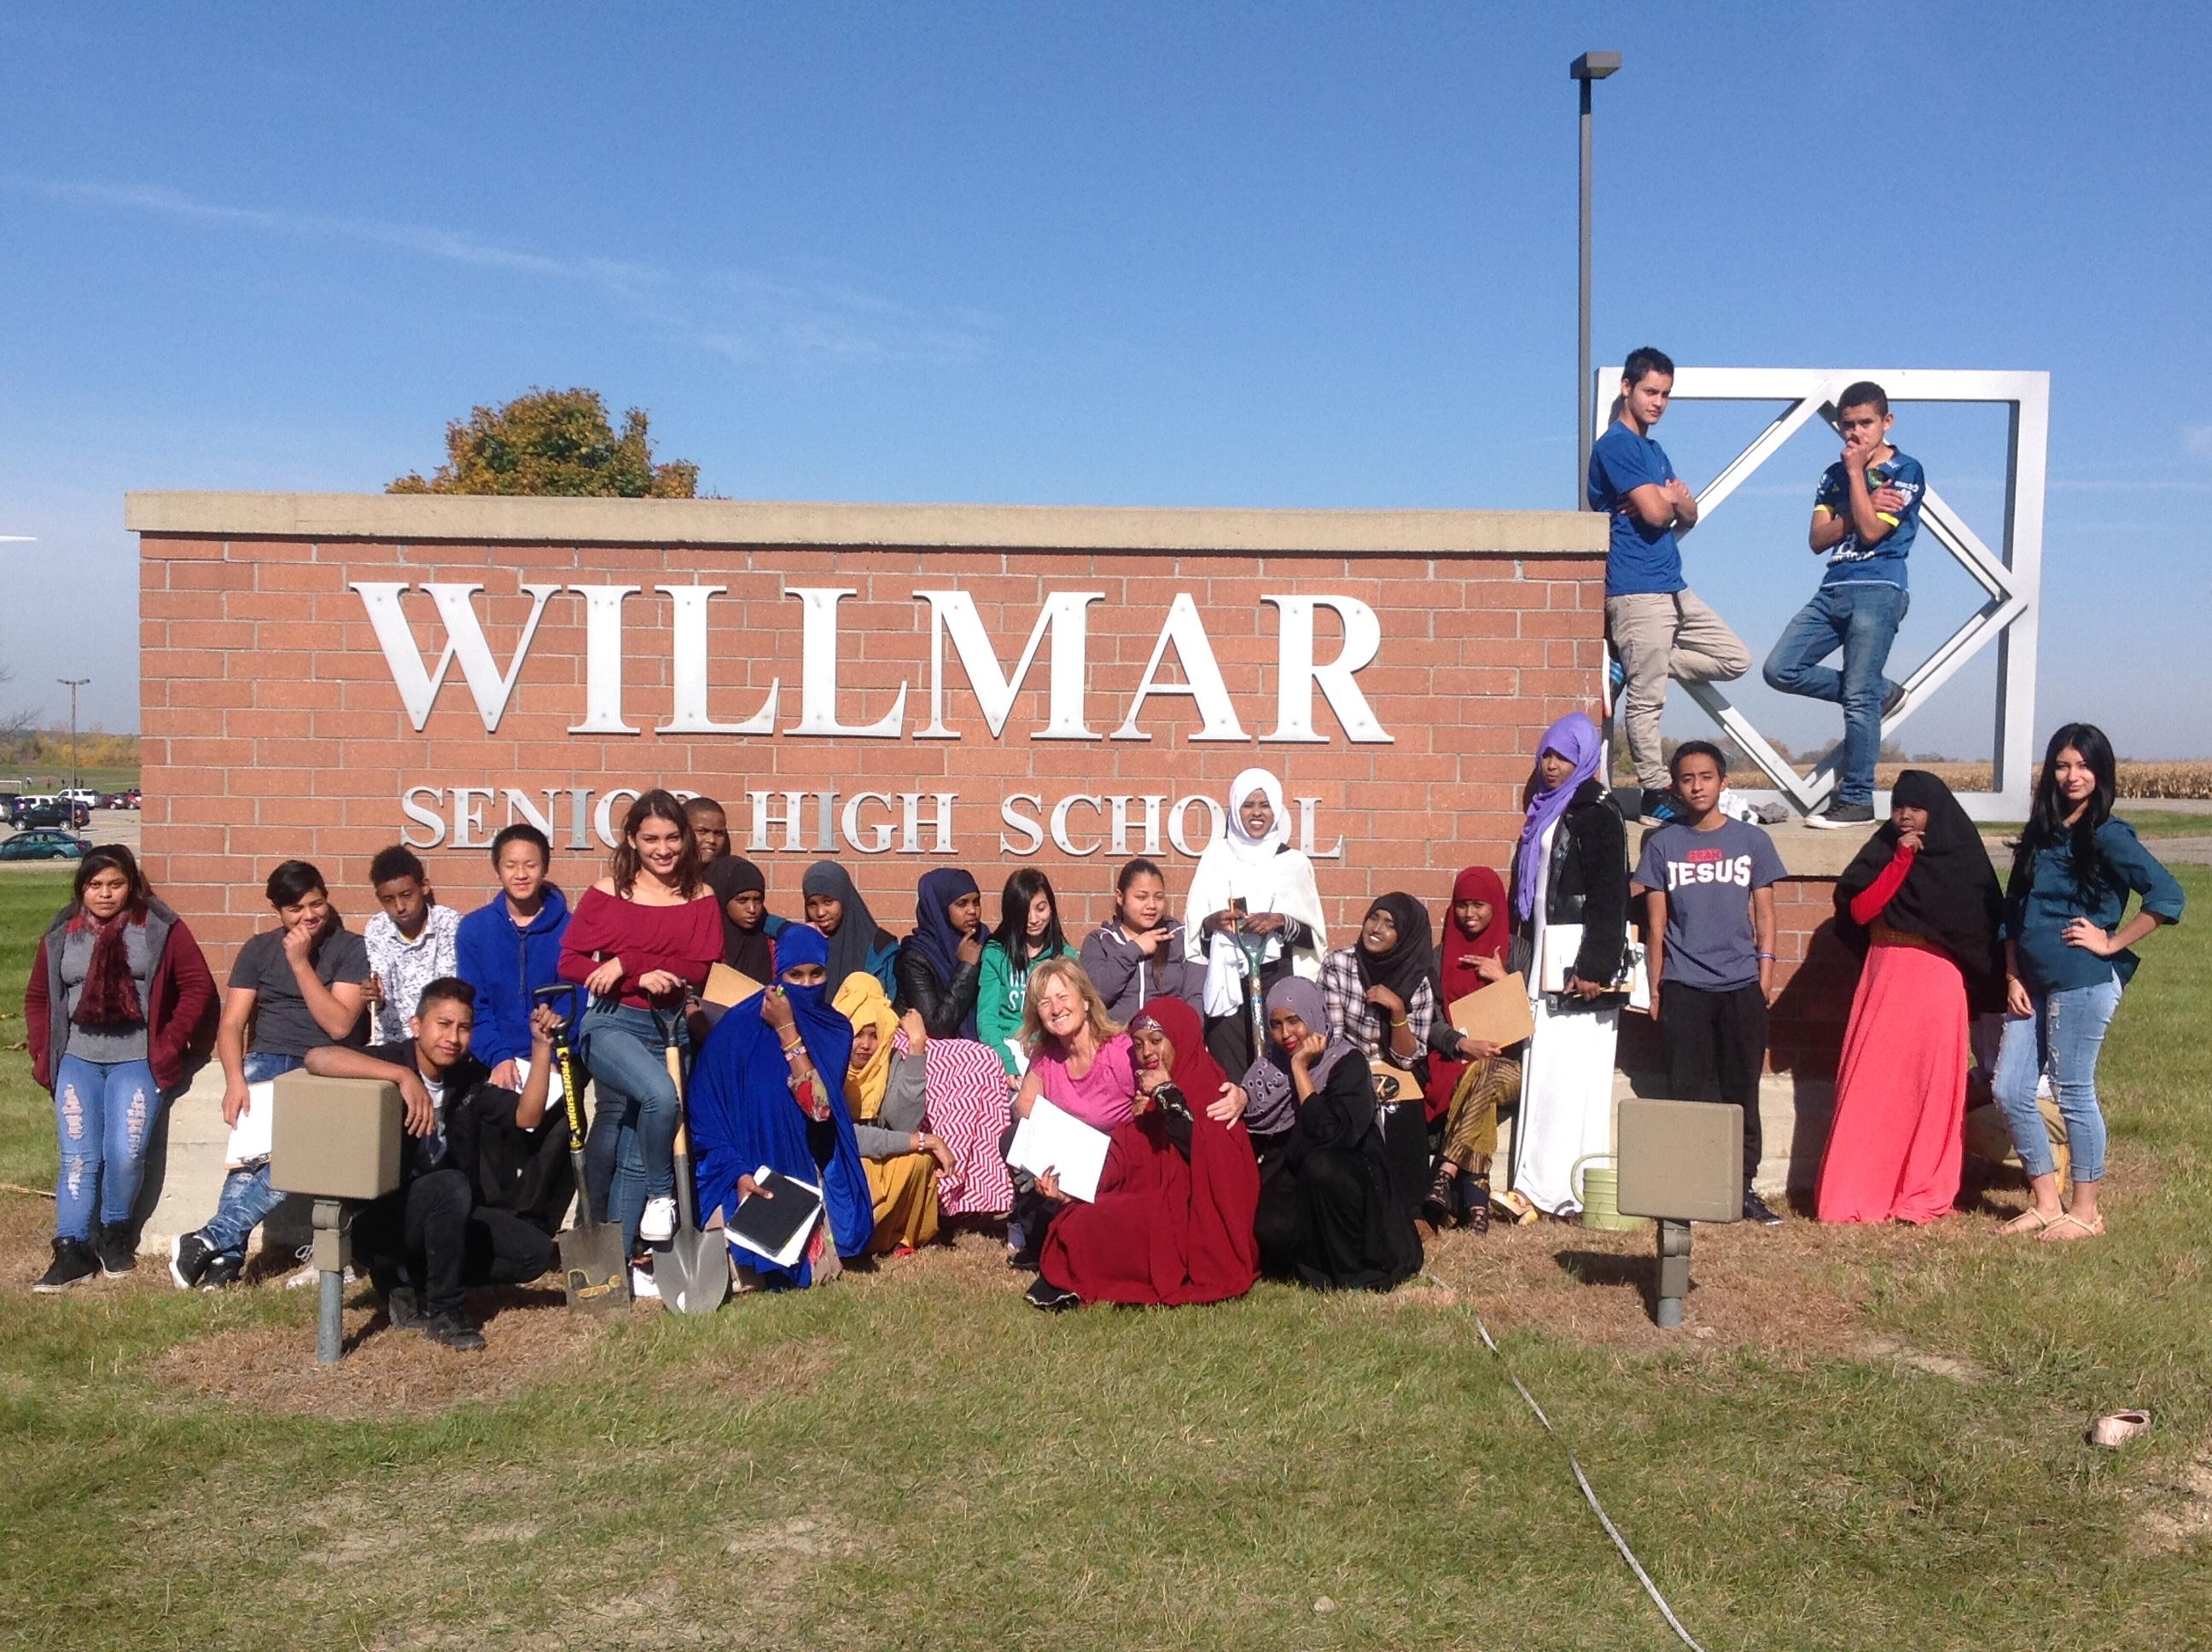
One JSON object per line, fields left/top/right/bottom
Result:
{"left": 33, "top": 1237, "right": 100, "bottom": 1293}
{"left": 92, "top": 1222, "right": 137, "bottom": 1277}
{"left": 1457, "top": 1167, "right": 1491, "bottom": 1236}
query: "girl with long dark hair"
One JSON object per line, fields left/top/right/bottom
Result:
{"left": 977, "top": 867, "right": 1069, "bottom": 1074}
{"left": 558, "top": 789, "right": 722, "bottom": 1259}
{"left": 26, "top": 846, "right": 218, "bottom": 1290}
{"left": 1993, "top": 724, "right": 2185, "bottom": 1240}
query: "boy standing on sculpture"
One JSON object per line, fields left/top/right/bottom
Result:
{"left": 1762, "top": 381, "right": 1925, "bottom": 829}
{"left": 1589, "top": 346, "right": 1753, "bottom": 825}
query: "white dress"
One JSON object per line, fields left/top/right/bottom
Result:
{"left": 1510, "top": 820, "right": 1619, "bottom": 1216}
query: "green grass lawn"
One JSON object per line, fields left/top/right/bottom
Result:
{"left": 1, "top": 869, "right": 2207, "bottom": 1649}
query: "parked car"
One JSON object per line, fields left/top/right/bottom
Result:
{"left": 14, "top": 799, "right": 90, "bottom": 829}
{"left": 0, "top": 829, "right": 90, "bottom": 861}
{"left": 99, "top": 792, "right": 133, "bottom": 810}
{"left": 61, "top": 788, "right": 101, "bottom": 807}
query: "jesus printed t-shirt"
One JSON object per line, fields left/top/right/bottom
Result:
{"left": 1633, "top": 818, "right": 1787, "bottom": 992}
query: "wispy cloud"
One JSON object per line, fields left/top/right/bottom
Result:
{"left": 12, "top": 176, "right": 992, "bottom": 368}
{"left": 2184, "top": 423, "right": 2212, "bottom": 462}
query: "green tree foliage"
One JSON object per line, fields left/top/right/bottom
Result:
{"left": 388, "top": 387, "right": 700, "bottom": 497}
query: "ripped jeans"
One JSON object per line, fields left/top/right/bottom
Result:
{"left": 53, "top": 1053, "right": 161, "bottom": 1242}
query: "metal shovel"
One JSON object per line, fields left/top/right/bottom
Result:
{"left": 655, "top": 1018, "right": 729, "bottom": 1316}
{"left": 535, "top": 984, "right": 627, "bottom": 1315}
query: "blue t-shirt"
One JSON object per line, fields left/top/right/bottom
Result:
{"left": 1814, "top": 449, "right": 1924, "bottom": 589}
{"left": 1588, "top": 422, "right": 1685, "bottom": 598}
{"left": 1633, "top": 818, "right": 1787, "bottom": 992}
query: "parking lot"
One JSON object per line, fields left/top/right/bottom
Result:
{"left": 0, "top": 806, "right": 140, "bottom": 866}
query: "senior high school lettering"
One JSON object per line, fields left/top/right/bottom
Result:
{"left": 1633, "top": 818, "right": 1786, "bottom": 992}
{"left": 1814, "top": 449, "right": 1924, "bottom": 588}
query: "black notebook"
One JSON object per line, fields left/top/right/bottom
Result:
{"left": 725, "top": 1166, "right": 824, "bottom": 1268}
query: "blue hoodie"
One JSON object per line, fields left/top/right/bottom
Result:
{"left": 455, "top": 884, "right": 573, "bottom": 1070}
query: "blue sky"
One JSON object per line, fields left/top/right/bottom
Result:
{"left": 3, "top": 2, "right": 2208, "bottom": 759}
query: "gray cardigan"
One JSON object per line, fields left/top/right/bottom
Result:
{"left": 1080, "top": 920, "right": 1206, "bottom": 1023}
{"left": 851, "top": 1050, "right": 929, "bottom": 1159}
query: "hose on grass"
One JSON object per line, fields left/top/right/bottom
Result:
{"left": 1433, "top": 1277, "right": 1710, "bottom": 1652}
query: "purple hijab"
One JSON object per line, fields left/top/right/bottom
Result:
{"left": 1239, "top": 976, "right": 1357, "bottom": 1135}
{"left": 1515, "top": 712, "right": 1604, "bottom": 921}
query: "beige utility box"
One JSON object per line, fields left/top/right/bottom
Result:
{"left": 1615, "top": 1097, "right": 1743, "bottom": 1224}
{"left": 270, "top": 1073, "right": 403, "bottom": 1201}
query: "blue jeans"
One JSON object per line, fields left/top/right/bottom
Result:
{"left": 579, "top": 1003, "right": 685, "bottom": 1239}
{"left": 199, "top": 1051, "right": 305, "bottom": 1261}
{"left": 1761, "top": 582, "right": 1908, "bottom": 808}
{"left": 1993, "top": 977, "right": 2122, "bottom": 1184}
{"left": 53, "top": 1054, "right": 160, "bottom": 1241}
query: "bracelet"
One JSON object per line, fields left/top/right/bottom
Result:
{"left": 1390, "top": 1017, "right": 1410, "bottom": 1028}
{"left": 1755, "top": 951, "right": 1776, "bottom": 961}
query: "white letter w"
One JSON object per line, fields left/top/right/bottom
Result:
{"left": 350, "top": 582, "right": 561, "bottom": 731}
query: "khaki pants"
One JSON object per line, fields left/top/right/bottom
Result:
{"left": 1605, "top": 588, "right": 1751, "bottom": 792}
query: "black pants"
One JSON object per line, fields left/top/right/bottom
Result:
{"left": 1659, "top": 982, "right": 1767, "bottom": 1185}
{"left": 353, "top": 1167, "right": 557, "bottom": 1317}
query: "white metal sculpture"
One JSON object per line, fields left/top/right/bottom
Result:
{"left": 1604, "top": 367, "right": 2047, "bottom": 821}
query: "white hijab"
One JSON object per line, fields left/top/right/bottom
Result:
{"left": 1184, "top": 768, "right": 1326, "bottom": 1012}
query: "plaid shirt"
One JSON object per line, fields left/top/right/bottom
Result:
{"left": 1319, "top": 946, "right": 1436, "bottom": 1061}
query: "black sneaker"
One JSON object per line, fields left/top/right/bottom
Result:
{"left": 382, "top": 1283, "right": 428, "bottom": 1331}
{"left": 1023, "top": 1277, "right": 1080, "bottom": 1312}
{"left": 1641, "top": 787, "right": 1688, "bottom": 825}
{"left": 1743, "top": 1191, "right": 1784, "bottom": 1227}
{"left": 424, "top": 1310, "right": 486, "bottom": 1352}
{"left": 1806, "top": 800, "right": 1876, "bottom": 830}
{"left": 197, "top": 1254, "right": 242, "bottom": 1290}
{"left": 1881, "top": 681, "right": 1907, "bottom": 719}
{"left": 33, "top": 1237, "right": 100, "bottom": 1293}
{"left": 93, "top": 1223, "right": 137, "bottom": 1278}
{"left": 169, "top": 1230, "right": 215, "bottom": 1291}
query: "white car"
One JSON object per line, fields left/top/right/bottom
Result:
{"left": 61, "top": 788, "right": 101, "bottom": 806}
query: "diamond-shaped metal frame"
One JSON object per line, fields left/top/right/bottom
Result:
{"left": 1602, "top": 367, "right": 2048, "bottom": 822}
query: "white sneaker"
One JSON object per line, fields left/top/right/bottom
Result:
{"left": 629, "top": 1263, "right": 661, "bottom": 1300}
{"left": 639, "top": 1197, "right": 677, "bottom": 1242}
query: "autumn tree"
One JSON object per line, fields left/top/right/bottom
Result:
{"left": 388, "top": 387, "right": 701, "bottom": 497}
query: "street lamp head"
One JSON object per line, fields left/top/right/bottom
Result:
{"left": 1569, "top": 50, "right": 1621, "bottom": 80}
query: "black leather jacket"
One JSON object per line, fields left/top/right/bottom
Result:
{"left": 893, "top": 939, "right": 982, "bottom": 1038}
{"left": 1509, "top": 778, "right": 1629, "bottom": 988}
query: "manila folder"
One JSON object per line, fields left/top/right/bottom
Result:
{"left": 1447, "top": 974, "right": 1534, "bottom": 1050}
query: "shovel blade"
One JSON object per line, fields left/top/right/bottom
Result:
{"left": 654, "top": 1231, "right": 730, "bottom": 1315}
{"left": 562, "top": 1219, "right": 631, "bottom": 1317}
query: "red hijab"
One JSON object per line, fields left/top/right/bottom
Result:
{"left": 1425, "top": 866, "right": 1511, "bottom": 1118}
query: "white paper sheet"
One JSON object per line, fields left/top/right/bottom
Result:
{"left": 1005, "top": 1097, "right": 1112, "bottom": 1203}
{"left": 223, "top": 1081, "right": 278, "bottom": 1167}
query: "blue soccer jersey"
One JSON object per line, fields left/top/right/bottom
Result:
{"left": 1814, "top": 449, "right": 1924, "bottom": 588}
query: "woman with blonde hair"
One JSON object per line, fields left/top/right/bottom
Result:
{"left": 1003, "top": 957, "right": 1137, "bottom": 1266}
{"left": 833, "top": 972, "right": 955, "bottom": 1254}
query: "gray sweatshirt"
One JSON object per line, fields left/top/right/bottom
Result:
{"left": 850, "top": 1050, "right": 929, "bottom": 1159}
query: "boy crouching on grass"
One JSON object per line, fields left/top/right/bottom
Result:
{"left": 306, "top": 979, "right": 563, "bottom": 1352}
{"left": 364, "top": 846, "right": 461, "bottom": 1046}
{"left": 1630, "top": 742, "right": 1789, "bottom": 1226}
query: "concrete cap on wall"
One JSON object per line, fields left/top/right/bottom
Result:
{"left": 125, "top": 492, "right": 1607, "bottom": 557}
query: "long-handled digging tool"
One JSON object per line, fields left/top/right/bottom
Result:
{"left": 654, "top": 1009, "right": 730, "bottom": 1316}
{"left": 534, "top": 984, "right": 627, "bottom": 1315}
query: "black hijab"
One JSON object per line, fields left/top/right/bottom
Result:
{"left": 1834, "top": 771, "right": 2005, "bottom": 1010}
{"left": 802, "top": 861, "right": 894, "bottom": 992}
{"left": 705, "top": 854, "right": 774, "bottom": 981}
{"left": 1353, "top": 893, "right": 1439, "bottom": 1010}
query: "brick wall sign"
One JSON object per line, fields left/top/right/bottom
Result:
{"left": 131, "top": 493, "right": 1610, "bottom": 969}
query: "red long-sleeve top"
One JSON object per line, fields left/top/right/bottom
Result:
{"left": 1848, "top": 841, "right": 1918, "bottom": 928}
{"left": 557, "top": 887, "right": 721, "bottom": 1008}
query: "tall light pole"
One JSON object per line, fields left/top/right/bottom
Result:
{"left": 1571, "top": 50, "right": 1621, "bottom": 506}
{"left": 57, "top": 678, "right": 89, "bottom": 800}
